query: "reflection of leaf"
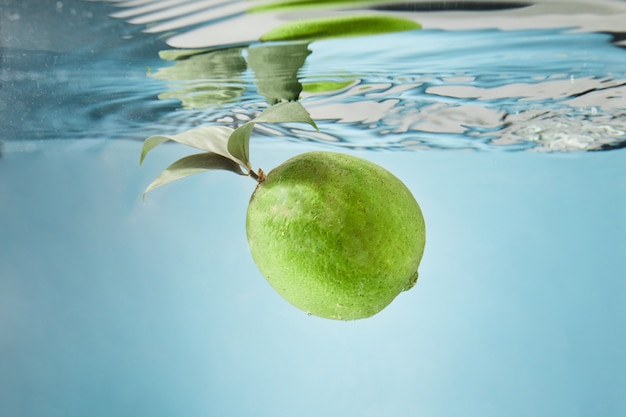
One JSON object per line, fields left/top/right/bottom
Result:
{"left": 247, "top": 42, "right": 311, "bottom": 103}
{"left": 227, "top": 122, "right": 255, "bottom": 170}
{"left": 143, "top": 152, "right": 246, "bottom": 198}
{"left": 150, "top": 48, "right": 247, "bottom": 109}
{"left": 140, "top": 126, "right": 246, "bottom": 167}
{"left": 159, "top": 49, "right": 212, "bottom": 61}
{"left": 153, "top": 48, "right": 246, "bottom": 81}
{"left": 259, "top": 15, "right": 421, "bottom": 42}
{"left": 157, "top": 85, "right": 246, "bottom": 110}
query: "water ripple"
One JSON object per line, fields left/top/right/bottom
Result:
{"left": 2, "top": 1, "right": 626, "bottom": 152}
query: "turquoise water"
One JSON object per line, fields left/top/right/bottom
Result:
{"left": 1, "top": 1, "right": 625, "bottom": 416}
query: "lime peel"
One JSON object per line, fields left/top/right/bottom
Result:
{"left": 246, "top": 151, "right": 426, "bottom": 320}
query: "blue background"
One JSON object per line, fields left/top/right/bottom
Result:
{"left": 1, "top": 140, "right": 624, "bottom": 416}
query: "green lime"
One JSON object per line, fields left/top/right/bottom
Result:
{"left": 246, "top": 151, "right": 426, "bottom": 320}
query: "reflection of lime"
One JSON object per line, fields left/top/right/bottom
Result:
{"left": 259, "top": 15, "right": 421, "bottom": 42}
{"left": 246, "top": 152, "right": 426, "bottom": 320}
{"left": 150, "top": 48, "right": 247, "bottom": 109}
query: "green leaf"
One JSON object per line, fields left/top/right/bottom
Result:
{"left": 252, "top": 101, "right": 318, "bottom": 130}
{"left": 226, "top": 102, "right": 318, "bottom": 170}
{"left": 140, "top": 125, "right": 246, "bottom": 168}
{"left": 140, "top": 135, "right": 170, "bottom": 166}
{"left": 227, "top": 122, "right": 255, "bottom": 170}
{"left": 143, "top": 152, "right": 246, "bottom": 199}
{"left": 259, "top": 15, "right": 422, "bottom": 42}
{"left": 141, "top": 103, "right": 319, "bottom": 195}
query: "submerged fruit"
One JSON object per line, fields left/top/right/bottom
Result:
{"left": 246, "top": 152, "right": 425, "bottom": 320}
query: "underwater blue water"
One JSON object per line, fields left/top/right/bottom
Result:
{"left": 1, "top": 1, "right": 625, "bottom": 416}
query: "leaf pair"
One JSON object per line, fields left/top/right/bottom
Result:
{"left": 140, "top": 101, "right": 318, "bottom": 199}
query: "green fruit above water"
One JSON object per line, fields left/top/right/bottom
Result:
{"left": 246, "top": 151, "right": 426, "bottom": 320}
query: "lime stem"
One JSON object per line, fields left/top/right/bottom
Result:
{"left": 249, "top": 167, "right": 266, "bottom": 183}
